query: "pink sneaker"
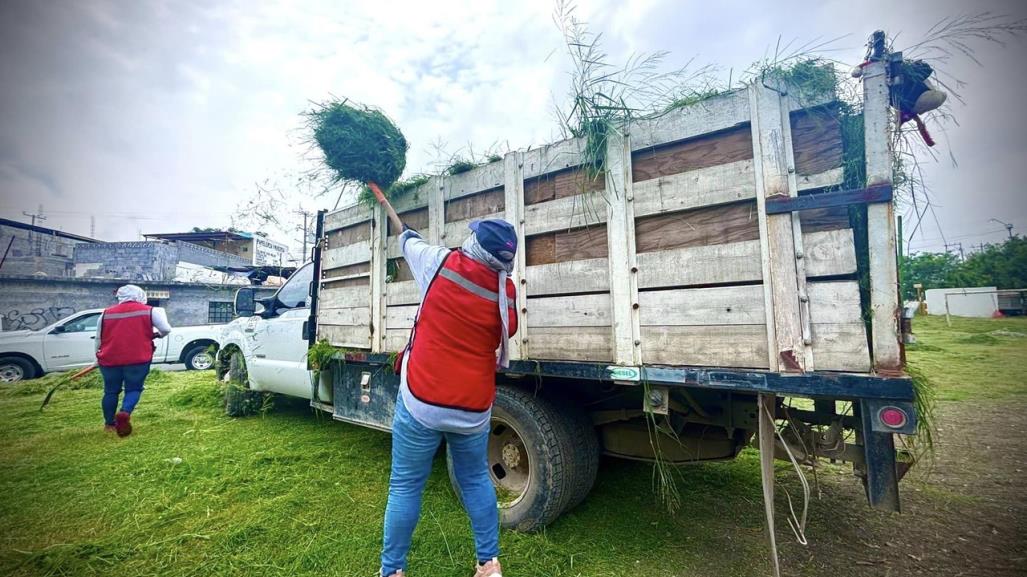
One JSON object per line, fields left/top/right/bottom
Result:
{"left": 474, "top": 558, "right": 502, "bottom": 577}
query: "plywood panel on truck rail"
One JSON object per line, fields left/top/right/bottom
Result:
{"left": 316, "top": 78, "right": 888, "bottom": 374}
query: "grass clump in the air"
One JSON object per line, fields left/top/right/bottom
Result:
{"left": 306, "top": 98, "right": 408, "bottom": 191}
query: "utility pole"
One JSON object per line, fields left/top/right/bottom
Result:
{"left": 944, "top": 242, "right": 965, "bottom": 261}
{"left": 22, "top": 206, "right": 46, "bottom": 256}
{"left": 990, "top": 218, "right": 1014, "bottom": 239}
{"left": 294, "top": 209, "right": 312, "bottom": 258}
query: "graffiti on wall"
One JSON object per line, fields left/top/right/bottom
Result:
{"left": 3, "top": 306, "right": 76, "bottom": 331}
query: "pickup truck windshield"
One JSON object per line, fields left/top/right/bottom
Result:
{"left": 275, "top": 263, "right": 314, "bottom": 309}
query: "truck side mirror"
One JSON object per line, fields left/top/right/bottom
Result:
{"left": 234, "top": 288, "right": 256, "bottom": 318}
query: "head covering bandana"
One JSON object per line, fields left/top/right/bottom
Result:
{"left": 461, "top": 233, "right": 514, "bottom": 368}
{"left": 115, "top": 285, "right": 148, "bottom": 305}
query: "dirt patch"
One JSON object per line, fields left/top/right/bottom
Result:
{"left": 776, "top": 399, "right": 1027, "bottom": 576}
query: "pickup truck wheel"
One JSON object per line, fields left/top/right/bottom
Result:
{"left": 223, "top": 352, "right": 265, "bottom": 417}
{"left": 0, "top": 357, "right": 36, "bottom": 383}
{"left": 446, "top": 385, "right": 579, "bottom": 532}
{"left": 183, "top": 345, "right": 215, "bottom": 371}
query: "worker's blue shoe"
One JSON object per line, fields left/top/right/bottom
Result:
{"left": 114, "top": 411, "right": 132, "bottom": 437}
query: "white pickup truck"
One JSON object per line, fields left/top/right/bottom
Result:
{"left": 0, "top": 309, "right": 223, "bottom": 383}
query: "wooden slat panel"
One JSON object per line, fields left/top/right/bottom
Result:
{"left": 323, "top": 261, "right": 370, "bottom": 278}
{"left": 791, "top": 108, "right": 844, "bottom": 177}
{"left": 322, "top": 240, "right": 371, "bottom": 269}
{"left": 633, "top": 159, "right": 756, "bottom": 218}
{"left": 806, "top": 280, "right": 870, "bottom": 371}
{"left": 318, "top": 324, "right": 371, "bottom": 349}
{"left": 527, "top": 293, "right": 611, "bottom": 328}
{"left": 640, "top": 325, "right": 769, "bottom": 368}
{"left": 637, "top": 240, "right": 762, "bottom": 288}
{"left": 800, "top": 205, "right": 850, "bottom": 233}
{"left": 318, "top": 284, "right": 370, "bottom": 309}
{"left": 631, "top": 125, "right": 753, "bottom": 182}
{"left": 327, "top": 222, "right": 371, "bottom": 248}
{"left": 522, "top": 138, "right": 588, "bottom": 180}
{"left": 523, "top": 192, "right": 607, "bottom": 236}
{"left": 635, "top": 229, "right": 856, "bottom": 289}
{"left": 319, "top": 307, "right": 371, "bottom": 326}
{"left": 808, "top": 281, "right": 864, "bottom": 324}
{"left": 324, "top": 204, "right": 373, "bottom": 232}
{"left": 639, "top": 285, "right": 765, "bottom": 326}
{"left": 525, "top": 224, "right": 608, "bottom": 266}
{"left": 321, "top": 275, "right": 370, "bottom": 290}
{"left": 804, "top": 229, "right": 857, "bottom": 277}
{"left": 628, "top": 89, "right": 751, "bottom": 151}
{"left": 384, "top": 328, "right": 410, "bottom": 352}
{"left": 386, "top": 280, "right": 420, "bottom": 306}
{"left": 445, "top": 160, "right": 505, "bottom": 201}
{"left": 386, "top": 304, "right": 418, "bottom": 330}
{"left": 810, "top": 324, "right": 871, "bottom": 372}
{"left": 797, "top": 167, "right": 844, "bottom": 191}
{"left": 527, "top": 326, "right": 613, "bottom": 362}
{"left": 445, "top": 187, "right": 505, "bottom": 222}
{"left": 525, "top": 258, "right": 609, "bottom": 296}
{"left": 388, "top": 207, "right": 429, "bottom": 236}
{"left": 524, "top": 167, "right": 604, "bottom": 205}
{"left": 635, "top": 201, "right": 759, "bottom": 253}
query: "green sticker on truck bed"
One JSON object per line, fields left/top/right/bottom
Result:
{"left": 606, "top": 366, "right": 641, "bottom": 381}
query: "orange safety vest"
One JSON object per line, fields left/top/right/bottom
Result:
{"left": 405, "top": 250, "right": 518, "bottom": 412}
{"left": 96, "top": 301, "right": 155, "bottom": 367}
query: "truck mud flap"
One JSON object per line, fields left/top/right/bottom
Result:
{"left": 859, "top": 399, "right": 916, "bottom": 512}
{"left": 331, "top": 362, "right": 400, "bottom": 432}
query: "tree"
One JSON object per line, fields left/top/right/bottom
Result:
{"left": 900, "top": 236, "right": 1026, "bottom": 299}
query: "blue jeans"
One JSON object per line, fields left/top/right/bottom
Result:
{"left": 99, "top": 363, "right": 150, "bottom": 425}
{"left": 381, "top": 396, "right": 499, "bottom": 575}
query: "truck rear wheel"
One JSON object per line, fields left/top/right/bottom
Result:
{"left": 446, "top": 385, "right": 597, "bottom": 531}
{"left": 223, "top": 352, "right": 266, "bottom": 417}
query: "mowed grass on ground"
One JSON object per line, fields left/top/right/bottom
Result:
{"left": 0, "top": 316, "right": 1025, "bottom": 577}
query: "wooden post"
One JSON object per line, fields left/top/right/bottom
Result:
{"left": 504, "top": 151, "right": 527, "bottom": 360}
{"left": 749, "top": 78, "right": 810, "bottom": 372}
{"left": 604, "top": 127, "right": 642, "bottom": 366}
{"left": 369, "top": 204, "right": 387, "bottom": 352}
{"left": 863, "top": 59, "right": 902, "bottom": 371}
{"left": 428, "top": 175, "right": 445, "bottom": 246}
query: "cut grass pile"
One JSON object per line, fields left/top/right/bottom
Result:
{"left": 0, "top": 316, "right": 1023, "bottom": 576}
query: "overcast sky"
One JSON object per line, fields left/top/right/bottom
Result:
{"left": 1, "top": 0, "right": 1025, "bottom": 259}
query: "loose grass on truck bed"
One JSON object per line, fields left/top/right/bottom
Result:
{"left": 1, "top": 316, "right": 1025, "bottom": 576}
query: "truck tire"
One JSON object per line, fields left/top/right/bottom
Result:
{"left": 0, "top": 357, "right": 37, "bottom": 383}
{"left": 223, "top": 352, "right": 265, "bottom": 417}
{"left": 183, "top": 345, "right": 215, "bottom": 371}
{"left": 552, "top": 399, "right": 600, "bottom": 512}
{"left": 446, "top": 385, "right": 583, "bottom": 532}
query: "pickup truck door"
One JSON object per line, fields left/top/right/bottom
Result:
{"left": 42, "top": 312, "right": 102, "bottom": 371}
{"left": 245, "top": 263, "right": 315, "bottom": 399}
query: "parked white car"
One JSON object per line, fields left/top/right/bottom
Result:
{"left": 0, "top": 309, "right": 223, "bottom": 383}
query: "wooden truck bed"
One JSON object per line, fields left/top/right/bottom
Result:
{"left": 314, "top": 77, "right": 901, "bottom": 376}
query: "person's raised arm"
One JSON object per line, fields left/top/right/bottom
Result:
{"left": 151, "top": 307, "right": 172, "bottom": 337}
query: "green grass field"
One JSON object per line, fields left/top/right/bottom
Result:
{"left": 1, "top": 316, "right": 1024, "bottom": 577}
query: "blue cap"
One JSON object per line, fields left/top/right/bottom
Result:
{"left": 469, "top": 219, "right": 517, "bottom": 262}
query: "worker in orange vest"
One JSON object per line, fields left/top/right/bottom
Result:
{"left": 95, "top": 285, "right": 172, "bottom": 436}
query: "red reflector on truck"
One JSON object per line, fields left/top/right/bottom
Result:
{"left": 878, "top": 407, "right": 907, "bottom": 429}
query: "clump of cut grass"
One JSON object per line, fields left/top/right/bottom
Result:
{"left": 305, "top": 98, "right": 408, "bottom": 190}
{"left": 445, "top": 159, "right": 478, "bottom": 175}
{"left": 307, "top": 339, "right": 340, "bottom": 372}
{"left": 905, "top": 364, "right": 937, "bottom": 460}
{"left": 356, "top": 174, "right": 430, "bottom": 207}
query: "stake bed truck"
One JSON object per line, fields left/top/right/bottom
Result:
{"left": 219, "top": 52, "right": 918, "bottom": 531}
